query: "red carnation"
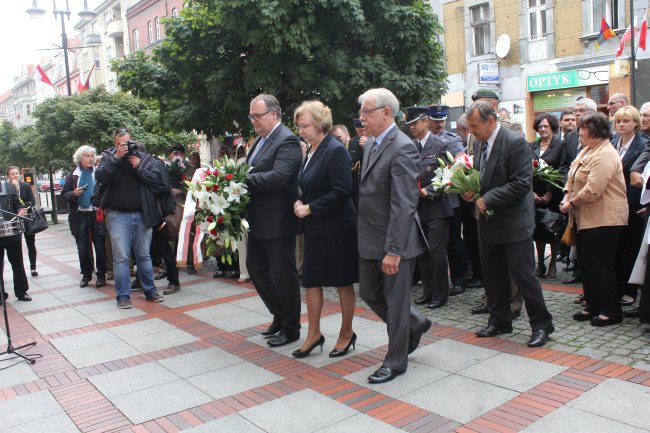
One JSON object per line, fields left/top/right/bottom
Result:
{"left": 210, "top": 228, "right": 218, "bottom": 236}
{"left": 225, "top": 173, "right": 233, "bottom": 180}
{"left": 447, "top": 182, "right": 453, "bottom": 187}
{"left": 214, "top": 170, "right": 220, "bottom": 177}
{"left": 532, "top": 160, "right": 539, "bottom": 167}
{"left": 181, "top": 174, "right": 188, "bottom": 181}
{"left": 217, "top": 216, "right": 224, "bottom": 224}
{"left": 206, "top": 215, "right": 213, "bottom": 223}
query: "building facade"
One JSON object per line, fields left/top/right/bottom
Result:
{"left": 437, "top": 0, "right": 649, "bottom": 139}
{"left": 126, "top": 0, "right": 185, "bottom": 55}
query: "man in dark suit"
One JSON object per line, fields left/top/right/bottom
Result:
{"left": 332, "top": 122, "right": 364, "bottom": 210}
{"left": 6, "top": 167, "right": 38, "bottom": 276}
{"left": 245, "top": 93, "right": 303, "bottom": 348}
{"left": 357, "top": 89, "right": 431, "bottom": 384}
{"left": 464, "top": 101, "right": 554, "bottom": 347}
{"left": 405, "top": 106, "right": 454, "bottom": 309}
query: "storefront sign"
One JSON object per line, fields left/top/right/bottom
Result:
{"left": 533, "top": 88, "right": 587, "bottom": 111}
{"left": 527, "top": 67, "right": 608, "bottom": 92}
{"left": 478, "top": 62, "right": 499, "bottom": 84}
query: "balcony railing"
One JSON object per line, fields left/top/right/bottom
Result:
{"left": 106, "top": 19, "right": 124, "bottom": 39}
{"left": 519, "top": 33, "right": 554, "bottom": 63}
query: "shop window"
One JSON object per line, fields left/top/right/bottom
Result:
{"left": 471, "top": 3, "right": 491, "bottom": 56}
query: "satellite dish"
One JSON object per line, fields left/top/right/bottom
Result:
{"left": 495, "top": 34, "right": 511, "bottom": 58}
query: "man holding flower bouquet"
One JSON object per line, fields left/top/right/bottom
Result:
{"left": 464, "top": 101, "right": 554, "bottom": 348}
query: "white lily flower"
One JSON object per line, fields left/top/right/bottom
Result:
{"left": 225, "top": 181, "right": 248, "bottom": 203}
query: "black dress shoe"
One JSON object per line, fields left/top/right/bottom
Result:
{"left": 427, "top": 300, "right": 446, "bottom": 309}
{"left": 471, "top": 304, "right": 488, "bottom": 314}
{"left": 95, "top": 279, "right": 106, "bottom": 288}
{"left": 367, "top": 366, "right": 404, "bottom": 384}
{"left": 475, "top": 324, "right": 512, "bottom": 337}
{"left": 624, "top": 308, "right": 640, "bottom": 318}
{"left": 590, "top": 316, "right": 623, "bottom": 327}
{"left": 292, "top": 335, "right": 325, "bottom": 358}
{"left": 619, "top": 298, "right": 635, "bottom": 306}
{"left": 329, "top": 333, "right": 357, "bottom": 358}
{"left": 79, "top": 278, "right": 90, "bottom": 288}
{"left": 572, "top": 311, "right": 595, "bottom": 321}
{"left": 261, "top": 320, "right": 282, "bottom": 337}
{"left": 267, "top": 331, "right": 300, "bottom": 347}
{"left": 408, "top": 319, "right": 432, "bottom": 354}
{"left": 465, "top": 279, "right": 483, "bottom": 289}
{"left": 449, "top": 285, "right": 466, "bottom": 296}
{"left": 154, "top": 271, "right": 168, "bottom": 281}
{"left": 17, "top": 294, "right": 32, "bottom": 302}
{"left": 562, "top": 277, "right": 582, "bottom": 284}
{"left": 0, "top": 292, "right": 8, "bottom": 303}
{"left": 527, "top": 325, "right": 554, "bottom": 347}
{"left": 414, "top": 296, "right": 431, "bottom": 305}
{"left": 187, "top": 266, "right": 197, "bottom": 275}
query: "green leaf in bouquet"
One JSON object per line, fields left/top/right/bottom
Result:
{"left": 227, "top": 254, "right": 232, "bottom": 266}
{"left": 184, "top": 180, "right": 194, "bottom": 189}
{"left": 467, "top": 170, "right": 481, "bottom": 193}
{"left": 224, "top": 237, "right": 230, "bottom": 248}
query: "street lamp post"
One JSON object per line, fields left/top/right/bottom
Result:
{"left": 26, "top": 0, "right": 96, "bottom": 223}
{"left": 26, "top": 0, "right": 97, "bottom": 96}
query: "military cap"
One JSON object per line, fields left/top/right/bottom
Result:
{"left": 428, "top": 104, "right": 450, "bottom": 121}
{"left": 471, "top": 88, "right": 500, "bottom": 101}
{"left": 403, "top": 106, "right": 430, "bottom": 124}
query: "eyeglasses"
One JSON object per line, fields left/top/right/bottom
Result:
{"left": 248, "top": 110, "right": 270, "bottom": 121}
{"left": 296, "top": 122, "right": 314, "bottom": 130}
{"left": 359, "top": 106, "right": 386, "bottom": 116}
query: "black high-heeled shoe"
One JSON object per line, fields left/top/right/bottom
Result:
{"left": 292, "top": 335, "right": 325, "bottom": 358}
{"left": 329, "top": 332, "right": 357, "bottom": 358}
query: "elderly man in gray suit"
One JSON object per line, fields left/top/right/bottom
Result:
{"left": 464, "top": 101, "right": 554, "bottom": 348}
{"left": 357, "top": 88, "right": 431, "bottom": 384}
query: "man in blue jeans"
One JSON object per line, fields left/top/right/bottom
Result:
{"left": 96, "top": 128, "right": 165, "bottom": 309}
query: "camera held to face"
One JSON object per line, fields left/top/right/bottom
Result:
{"left": 123, "top": 140, "right": 139, "bottom": 157}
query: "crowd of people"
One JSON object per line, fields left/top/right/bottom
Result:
{"left": 2, "top": 86, "right": 650, "bottom": 386}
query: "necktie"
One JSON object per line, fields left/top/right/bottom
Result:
{"left": 480, "top": 141, "right": 489, "bottom": 174}
{"left": 417, "top": 140, "right": 423, "bottom": 152}
{"left": 249, "top": 137, "right": 266, "bottom": 163}
{"left": 369, "top": 139, "right": 379, "bottom": 159}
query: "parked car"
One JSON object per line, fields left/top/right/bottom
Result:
{"left": 38, "top": 180, "right": 62, "bottom": 192}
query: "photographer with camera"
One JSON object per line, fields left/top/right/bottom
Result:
{"left": 96, "top": 128, "right": 165, "bottom": 309}
{"left": 62, "top": 146, "right": 107, "bottom": 289}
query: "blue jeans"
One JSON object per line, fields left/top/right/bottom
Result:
{"left": 106, "top": 210, "right": 156, "bottom": 301}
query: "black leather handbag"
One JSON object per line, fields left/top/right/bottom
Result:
{"left": 24, "top": 207, "right": 49, "bottom": 236}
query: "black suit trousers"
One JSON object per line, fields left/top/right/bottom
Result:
{"left": 481, "top": 238, "right": 552, "bottom": 330}
{"left": 460, "top": 202, "right": 482, "bottom": 279}
{"left": 614, "top": 214, "right": 644, "bottom": 298}
{"left": 577, "top": 226, "right": 623, "bottom": 319}
{"left": 417, "top": 218, "right": 450, "bottom": 301}
{"left": 247, "top": 236, "right": 301, "bottom": 333}
{"left": 0, "top": 239, "right": 29, "bottom": 297}
{"left": 448, "top": 206, "right": 471, "bottom": 284}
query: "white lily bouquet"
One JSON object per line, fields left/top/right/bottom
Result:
{"left": 431, "top": 151, "right": 473, "bottom": 196}
{"left": 186, "top": 156, "right": 251, "bottom": 265}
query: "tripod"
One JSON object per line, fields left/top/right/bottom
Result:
{"left": 0, "top": 208, "right": 37, "bottom": 365}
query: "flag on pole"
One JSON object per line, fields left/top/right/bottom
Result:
{"left": 617, "top": 19, "right": 636, "bottom": 57}
{"left": 596, "top": 16, "right": 616, "bottom": 50}
{"left": 77, "top": 64, "right": 95, "bottom": 93}
{"left": 32, "top": 65, "right": 53, "bottom": 87}
{"left": 639, "top": 12, "right": 648, "bottom": 51}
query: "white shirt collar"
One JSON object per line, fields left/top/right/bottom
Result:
{"left": 264, "top": 121, "right": 282, "bottom": 139}
{"left": 375, "top": 123, "right": 396, "bottom": 147}
{"left": 483, "top": 122, "right": 501, "bottom": 158}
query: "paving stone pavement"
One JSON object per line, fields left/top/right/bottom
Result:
{"left": 0, "top": 217, "right": 647, "bottom": 432}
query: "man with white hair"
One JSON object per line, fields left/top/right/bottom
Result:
{"left": 641, "top": 102, "right": 650, "bottom": 138}
{"left": 357, "top": 88, "right": 430, "bottom": 384}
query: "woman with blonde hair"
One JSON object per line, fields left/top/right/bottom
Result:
{"left": 292, "top": 100, "right": 359, "bottom": 358}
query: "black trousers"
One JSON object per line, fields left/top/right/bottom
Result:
{"left": 417, "top": 218, "right": 450, "bottom": 302}
{"left": 23, "top": 234, "right": 36, "bottom": 270}
{"left": 75, "top": 213, "right": 106, "bottom": 279}
{"left": 247, "top": 236, "right": 301, "bottom": 333}
{"left": 460, "top": 202, "right": 482, "bottom": 280}
{"left": 578, "top": 226, "right": 623, "bottom": 319}
{"left": 152, "top": 228, "right": 179, "bottom": 284}
{"left": 614, "top": 214, "right": 644, "bottom": 298}
{"left": 448, "top": 206, "right": 471, "bottom": 285}
{"left": 0, "top": 238, "right": 29, "bottom": 297}
{"left": 481, "top": 238, "right": 553, "bottom": 330}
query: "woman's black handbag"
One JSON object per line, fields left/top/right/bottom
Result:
{"left": 534, "top": 208, "right": 565, "bottom": 242}
{"left": 24, "top": 207, "right": 49, "bottom": 236}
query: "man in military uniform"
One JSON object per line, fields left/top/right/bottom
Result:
{"left": 471, "top": 89, "right": 524, "bottom": 139}
{"left": 428, "top": 105, "right": 473, "bottom": 295}
{"left": 406, "top": 107, "right": 454, "bottom": 309}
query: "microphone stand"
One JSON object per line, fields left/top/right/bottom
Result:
{"left": 0, "top": 208, "right": 37, "bottom": 365}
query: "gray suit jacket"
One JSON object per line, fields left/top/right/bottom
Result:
{"left": 417, "top": 134, "right": 454, "bottom": 221}
{"left": 358, "top": 125, "right": 425, "bottom": 260}
{"left": 475, "top": 126, "right": 535, "bottom": 245}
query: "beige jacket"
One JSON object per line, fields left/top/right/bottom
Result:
{"left": 565, "top": 139, "right": 628, "bottom": 231}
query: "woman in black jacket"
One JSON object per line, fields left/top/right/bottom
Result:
{"left": 6, "top": 166, "right": 38, "bottom": 276}
{"left": 0, "top": 181, "right": 30, "bottom": 301}
{"left": 530, "top": 113, "right": 564, "bottom": 279}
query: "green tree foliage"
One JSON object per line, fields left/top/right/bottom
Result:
{"left": 29, "top": 87, "right": 195, "bottom": 172}
{"left": 113, "top": 0, "right": 447, "bottom": 136}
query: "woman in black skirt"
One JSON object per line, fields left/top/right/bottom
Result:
{"left": 292, "top": 100, "right": 359, "bottom": 358}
